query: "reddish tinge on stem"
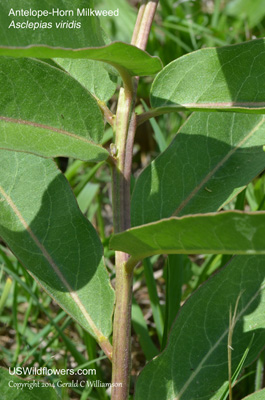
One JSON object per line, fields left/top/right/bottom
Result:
{"left": 111, "top": 1, "right": 159, "bottom": 400}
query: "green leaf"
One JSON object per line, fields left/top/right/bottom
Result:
{"left": 0, "top": 43, "right": 162, "bottom": 77}
{"left": 0, "top": 1, "right": 162, "bottom": 77}
{"left": 54, "top": 58, "right": 117, "bottom": 102}
{"left": 111, "top": 211, "right": 265, "bottom": 259}
{"left": 131, "top": 112, "right": 265, "bottom": 226}
{"left": 135, "top": 255, "right": 265, "bottom": 400}
{"left": 150, "top": 39, "right": 265, "bottom": 112}
{"left": 0, "top": 57, "right": 109, "bottom": 162}
{"left": 2, "top": 0, "right": 117, "bottom": 103}
{"left": 0, "top": 367, "right": 60, "bottom": 399}
{"left": 0, "top": 0, "right": 105, "bottom": 47}
{"left": 242, "top": 389, "right": 265, "bottom": 400}
{"left": 0, "top": 150, "right": 114, "bottom": 342}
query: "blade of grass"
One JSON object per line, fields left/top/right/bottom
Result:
{"left": 83, "top": 331, "right": 108, "bottom": 400}
{"left": 159, "top": 27, "right": 193, "bottom": 52}
{"left": 74, "top": 355, "right": 108, "bottom": 371}
{"left": 77, "top": 183, "right": 100, "bottom": 214}
{"left": 0, "top": 263, "right": 3, "bottom": 281}
{"left": 258, "top": 195, "right": 265, "bottom": 211}
{"left": 211, "top": 0, "right": 222, "bottom": 28}
{"left": 41, "top": 316, "right": 72, "bottom": 353}
{"left": 164, "top": 17, "right": 228, "bottom": 45}
{"left": 74, "top": 162, "right": 104, "bottom": 196}
{"left": 12, "top": 282, "right": 21, "bottom": 366}
{"left": 1, "top": 259, "right": 88, "bottom": 367}
{"left": 192, "top": 254, "right": 222, "bottom": 292}
{"left": 143, "top": 258, "right": 164, "bottom": 345}
{"left": 218, "top": 335, "right": 255, "bottom": 400}
{"left": 0, "top": 277, "right": 12, "bottom": 314}
{"left": 22, "top": 318, "right": 73, "bottom": 371}
{"left": 132, "top": 297, "right": 158, "bottom": 361}
{"left": 162, "top": 254, "right": 182, "bottom": 350}
{"left": 167, "top": 16, "right": 214, "bottom": 34}
{"left": 255, "top": 350, "right": 264, "bottom": 391}
{"left": 228, "top": 293, "right": 244, "bottom": 400}
{"left": 21, "top": 280, "right": 37, "bottom": 336}
{"left": 64, "top": 160, "right": 85, "bottom": 182}
{"left": 140, "top": 100, "right": 167, "bottom": 152}
{"left": 187, "top": 18, "right": 198, "bottom": 50}
{"left": 20, "top": 311, "right": 67, "bottom": 364}
{"left": 32, "top": 315, "right": 88, "bottom": 366}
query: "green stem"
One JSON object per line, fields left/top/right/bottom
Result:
{"left": 131, "top": 2, "right": 146, "bottom": 46}
{"left": 111, "top": 2, "right": 159, "bottom": 398}
{"left": 112, "top": 85, "right": 134, "bottom": 234}
{"left": 131, "top": 0, "right": 159, "bottom": 50}
{"left": 111, "top": 253, "right": 134, "bottom": 399}
{"left": 111, "top": 76, "right": 136, "bottom": 400}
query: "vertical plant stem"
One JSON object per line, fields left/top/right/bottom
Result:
{"left": 111, "top": 251, "right": 134, "bottom": 399}
{"left": 131, "top": 0, "right": 159, "bottom": 50}
{"left": 111, "top": 71, "right": 136, "bottom": 399}
{"left": 131, "top": 2, "right": 146, "bottom": 46}
{"left": 111, "top": 2, "right": 159, "bottom": 399}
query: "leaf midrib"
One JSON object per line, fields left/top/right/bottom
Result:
{"left": 152, "top": 102, "right": 265, "bottom": 110}
{"left": 0, "top": 184, "right": 107, "bottom": 342}
{"left": 112, "top": 210, "right": 265, "bottom": 258}
{"left": 0, "top": 42, "right": 163, "bottom": 75}
{"left": 0, "top": 116, "right": 103, "bottom": 147}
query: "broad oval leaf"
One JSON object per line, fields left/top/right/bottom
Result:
{"left": 0, "top": 150, "right": 114, "bottom": 345}
{"left": 131, "top": 112, "right": 265, "bottom": 226}
{"left": 0, "top": 1, "right": 162, "bottom": 77}
{"left": 135, "top": 255, "right": 265, "bottom": 400}
{"left": 151, "top": 38, "right": 265, "bottom": 112}
{"left": 242, "top": 389, "right": 265, "bottom": 400}
{"left": 0, "top": 367, "right": 60, "bottom": 399}
{"left": 0, "top": 57, "right": 109, "bottom": 162}
{"left": 111, "top": 211, "right": 265, "bottom": 259}
{"left": 54, "top": 58, "right": 117, "bottom": 103}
